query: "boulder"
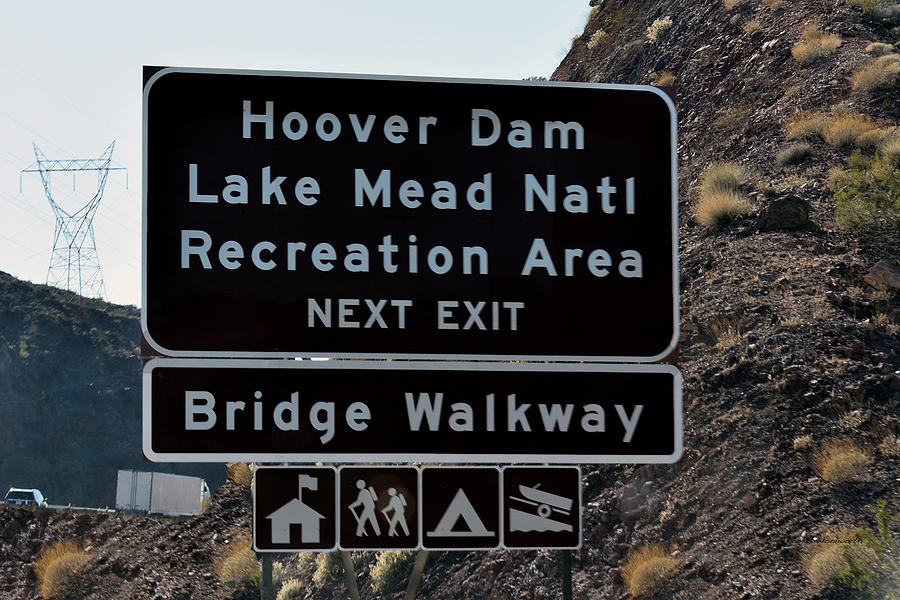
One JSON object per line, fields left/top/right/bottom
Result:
{"left": 863, "top": 259, "right": 900, "bottom": 291}
{"left": 756, "top": 195, "right": 810, "bottom": 231}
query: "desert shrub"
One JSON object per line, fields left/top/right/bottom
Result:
{"left": 829, "top": 152, "right": 900, "bottom": 231}
{"left": 808, "top": 501, "right": 900, "bottom": 593}
{"left": 370, "top": 550, "right": 414, "bottom": 592}
{"left": 848, "top": 0, "right": 892, "bottom": 15}
{"left": 777, "top": 143, "right": 812, "bottom": 166}
{"left": 272, "top": 560, "right": 285, "bottom": 588}
{"left": 647, "top": 17, "right": 673, "bottom": 43}
{"left": 880, "top": 434, "right": 900, "bottom": 456}
{"left": 805, "top": 526, "right": 875, "bottom": 587}
{"left": 852, "top": 54, "right": 900, "bottom": 92}
{"left": 696, "top": 162, "right": 750, "bottom": 227}
{"left": 35, "top": 540, "right": 91, "bottom": 599}
{"left": 724, "top": 0, "right": 748, "bottom": 8}
{"left": 227, "top": 462, "right": 253, "bottom": 487}
{"left": 654, "top": 70, "right": 676, "bottom": 86}
{"left": 823, "top": 112, "right": 878, "bottom": 147}
{"left": 866, "top": 41, "right": 895, "bottom": 55}
{"left": 700, "top": 162, "right": 744, "bottom": 196}
{"left": 743, "top": 18, "right": 761, "bottom": 34}
{"left": 706, "top": 315, "right": 743, "bottom": 350}
{"left": 879, "top": 130, "right": 900, "bottom": 157}
{"left": 277, "top": 578, "right": 304, "bottom": 600}
{"left": 713, "top": 103, "right": 753, "bottom": 133}
{"left": 871, "top": 4, "right": 900, "bottom": 20}
{"left": 587, "top": 30, "right": 608, "bottom": 51}
{"left": 622, "top": 545, "right": 679, "bottom": 597}
{"left": 792, "top": 25, "right": 842, "bottom": 64}
{"left": 794, "top": 435, "right": 813, "bottom": 451}
{"left": 765, "top": 0, "right": 786, "bottom": 7}
{"left": 786, "top": 111, "right": 829, "bottom": 140}
{"left": 296, "top": 552, "right": 316, "bottom": 572}
{"left": 215, "top": 532, "right": 260, "bottom": 588}
{"left": 812, "top": 439, "right": 873, "bottom": 482}
{"left": 855, "top": 126, "right": 895, "bottom": 148}
{"left": 841, "top": 500, "right": 900, "bottom": 594}
{"left": 313, "top": 551, "right": 342, "bottom": 584}
{"left": 696, "top": 191, "right": 751, "bottom": 227}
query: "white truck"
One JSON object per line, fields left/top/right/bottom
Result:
{"left": 115, "top": 470, "right": 210, "bottom": 516}
{"left": 4, "top": 487, "right": 48, "bottom": 507}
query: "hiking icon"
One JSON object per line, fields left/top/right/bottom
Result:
{"left": 348, "top": 479, "right": 380, "bottom": 537}
{"left": 381, "top": 487, "right": 410, "bottom": 537}
{"left": 338, "top": 466, "right": 419, "bottom": 550}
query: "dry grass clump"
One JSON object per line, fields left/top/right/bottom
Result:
{"left": 880, "top": 433, "right": 900, "bottom": 457}
{"left": 654, "top": 70, "right": 676, "bottom": 86}
{"left": 792, "top": 24, "right": 842, "bottom": 64}
{"left": 777, "top": 143, "right": 813, "bottom": 166}
{"left": 707, "top": 315, "right": 743, "bottom": 350}
{"left": 804, "top": 526, "right": 877, "bottom": 588}
{"left": 866, "top": 41, "right": 895, "bottom": 55}
{"left": 227, "top": 462, "right": 253, "bottom": 487}
{"left": 855, "top": 126, "right": 896, "bottom": 148}
{"left": 849, "top": 0, "right": 900, "bottom": 18}
{"left": 587, "top": 30, "right": 609, "bottom": 51}
{"left": 696, "top": 162, "right": 750, "bottom": 227}
{"left": 313, "top": 551, "right": 342, "bottom": 584}
{"left": 35, "top": 540, "right": 91, "bottom": 599}
{"left": 872, "top": 310, "right": 900, "bottom": 334}
{"left": 786, "top": 111, "right": 829, "bottom": 140}
{"left": 880, "top": 130, "right": 900, "bottom": 157}
{"left": 277, "top": 578, "right": 305, "bottom": 600}
{"left": 823, "top": 112, "right": 878, "bottom": 147}
{"left": 852, "top": 53, "right": 900, "bottom": 92}
{"left": 215, "top": 532, "right": 259, "bottom": 588}
{"left": 370, "top": 550, "right": 414, "bottom": 592}
{"left": 700, "top": 162, "right": 745, "bottom": 196}
{"left": 813, "top": 439, "right": 873, "bottom": 483}
{"left": 725, "top": 0, "right": 749, "bottom": 8}
{"left": 743, "top": 19, "right": 761, "bottom": 34}
{"left": 622, "top": 545, "right": 680, "bottom": 597}
{"left": 714, "top": 103, "right": 754, "bottom": 133}
{"left": 794, "top": 435, "right": 814, "bottom": 451}
{"left": 765, "top": 0, "right": 786, "bottom": 8}
{"left": 647, "top": 17, "right": 673, "bottom": 43}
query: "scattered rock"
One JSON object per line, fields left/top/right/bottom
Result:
{"left": 739, "top": 494, "right": 757, "bottom": 509}
{"left": 755, "top": 196, "right": 810, "bottom": 231}
{"left": 863, "top": 260, "right": 900, "bottom": 291}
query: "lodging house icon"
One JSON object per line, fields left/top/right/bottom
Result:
{"left": 266, "top": 474, "right": 325, "bottom": 544}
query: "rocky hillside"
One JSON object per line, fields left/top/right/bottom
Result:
{"left": 0, "top": 271, "right": 223, "bottom": 507}
{"left": 1, "top": 0, "right": 898, "bottom": 599}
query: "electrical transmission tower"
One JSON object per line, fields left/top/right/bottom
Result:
{"left": 21, "top": 141, "right": 125, "bottom": 300}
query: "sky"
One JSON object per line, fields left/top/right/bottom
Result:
{"left": 0, "top": 1, "right": 591, "bottom": 307}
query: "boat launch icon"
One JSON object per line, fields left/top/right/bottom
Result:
{"left": 502, "top": 467, "right": 581, "bottom": 549}
{"left": 508, "top": 483, "right": 574, "bottom": 532}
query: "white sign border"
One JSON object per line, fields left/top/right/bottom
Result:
{"left": 142, "top": 66, "right": 679, "bottom": 363}
{"left": 252, "top": 465, "right": 582, "bottom": 551}
{"left": 143, "top": 359, "right": 683, "bottom": 464}
{"left": 500, "top": 465, "right": 583, "bottom": 551}
{"left": 252, "top": 465, "right": 339, "bottom": 553}
{"left": 336, "top": 465, "right": 421, "bottom": 552}
{"left": 420, "top": 465, "right": 503, "bottom": 552}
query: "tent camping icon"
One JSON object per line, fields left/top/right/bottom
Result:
{"left": 266, "top": 474, "right": 325, "bottom": 544}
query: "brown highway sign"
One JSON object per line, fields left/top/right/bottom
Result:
{"left": 143, "top": 359, "right": 681, "bottom": 464}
